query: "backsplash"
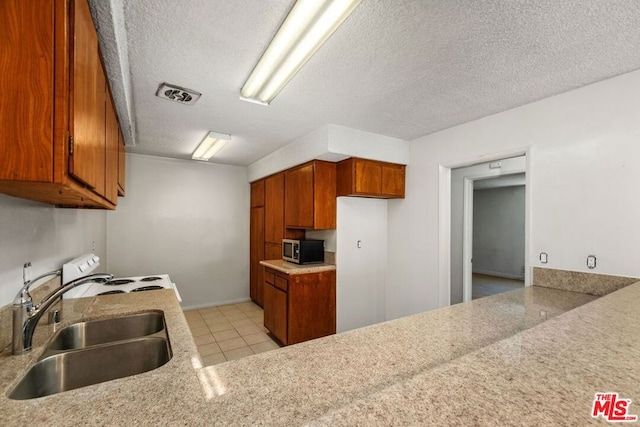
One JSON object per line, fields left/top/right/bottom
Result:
{"left": 533, "top": 267, "right": 639, "bottom": 296}
{"left": 324, "top": 251, "right": 336, "bottom": 265}
{"left": 0, "top": 276, "right": 61, "bottom": 352}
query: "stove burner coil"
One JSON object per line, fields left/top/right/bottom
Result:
{"left": 104, "top": 279, "right": 135, "bottom": 286}
{"left": 140, "top": 276, "right": 162, "bottom": 282}
{"left": 131, "top": 285, "right": 164, "bottom": 292}
{"left": 97, "top": 290, "right": 126, "bottom": 296}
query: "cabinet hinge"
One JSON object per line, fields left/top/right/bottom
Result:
{"left": 68, "top": 135, "right": 74, "bottom": 155}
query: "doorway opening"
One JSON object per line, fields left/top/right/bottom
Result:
{"left": 470, "top": 174, "right": 525, "bottom": 299}
{"left": 449, "top": 155, "right": 527, "bottom": 304}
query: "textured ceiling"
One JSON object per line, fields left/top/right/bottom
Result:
{"left": 92, "top": 0, "right": 640, "bottom": 166}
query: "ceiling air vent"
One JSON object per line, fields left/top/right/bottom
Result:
{"left": 155, "top": 82, "right": 201, "bottom": 105}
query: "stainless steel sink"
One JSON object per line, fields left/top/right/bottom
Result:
{"left": 8, "top": 311, "right": 172, "bottom": 400}
{"left": 47, "top": 312, "right": 165, "bottom": 350}
{"left": 9, "top": 337, "right": 171, "bottom": 400}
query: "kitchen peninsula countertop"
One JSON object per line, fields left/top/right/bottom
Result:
{"left": 3, "top": 282, "right": 638, "bottom": 425}
{"left": 260, "top": 259, "right": 336, "bottom": 274}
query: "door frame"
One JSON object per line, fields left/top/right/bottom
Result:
{"left": 438, "top": 146, "right": 532, "bottom": 308}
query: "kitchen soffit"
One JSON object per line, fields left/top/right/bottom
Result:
{"left": 91, "top": 0, "right": 640, "bottom": 166}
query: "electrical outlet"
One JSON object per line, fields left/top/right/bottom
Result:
{"left": 587, "top": 255, "right": 596, "bottom": 269}
{"left": 539, "top": 252, "right": 548, "bottom": 264}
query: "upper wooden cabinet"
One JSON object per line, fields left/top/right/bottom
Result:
{"left": 104, "top": 89, "right": 119, "bottom": 204}
{"left": 265, "top": 172, "right": 305, "bottom": 243}
{"left": 117, "top": 128, "right": 126, "bottom": 196}
{"left": 69, "top": 0, "right": 106, "bottom": 194}
{"left": 284, "top": 160, "right": 336, "bottom": 229}
{"left": 0, "top": 0, "right": 123, "bottom": 209}
{"left": 337, "top": 158, "right": 406, "bottom": 199}
{"left": 265, "top": 173, "right": 285, "bottom": 244}
{"left": 250, "top": 180, "right": 265, "bottom": 208}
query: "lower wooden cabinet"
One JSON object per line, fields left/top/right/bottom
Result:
{"left": 262, "top": 267, "right": 336, "bottom": 345}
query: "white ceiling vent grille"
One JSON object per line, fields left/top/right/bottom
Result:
{"left": 155, "top": 82, "right": 201, "bottom": 105}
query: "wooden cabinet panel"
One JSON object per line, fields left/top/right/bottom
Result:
{"left": 381, "top": 163, "right": 405, "bottom": 197}
{"left": 284, "top": 163, "right": 314, "bottom": 228}
{"left": 265, "top": 173, "right": 285, "bottom": 244}
{"left": 288, "top": 270, "right": 336, "bottom": 345}
{"left": 264, "top": 281, "right": 287, "bottom": 345}
{"left": 337, "top": 157, "right": 405, "bottom": 199}
{"left": 250, "top": 180, "right": 265, "bottom": 207}
{"left": 284, "top": 161, "right": 336, "bottom": 229}
{"left": 274, "top": 276, "right": 288, "bottom": 292}
{"left": 354, "top": 159, "right": 382, "bottom": 194}
{"left": 250, "top": 207, "right": 265, "bottom": 306}
{"left": 0, "top": 0, "right": 55, "bottom": 182}
{"left": 117, "top": 128, "right": 126, "bottom": 196}
{"left": 0, "top": 0, "right": 119, "bottom": 209}
{"left": 104, "top": 90, "right": 119, "bottom": 204}
{"left": 262, "top": 267, "right": 336, "bottom": 346}
{"left": 264, "top": 242, "right": 281, "bottom": 261}
{"left": 69, "top": 0, "right": 106, "bottom": 194}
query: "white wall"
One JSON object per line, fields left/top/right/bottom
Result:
{"left": 248, "top": 124, "right": 410, "bottom": 182}
{"left": 450, "top": 158, "right": 526, "bottom": 304}
{"left": 387, "top": 69, "right": 640, "bottom": 320}
{"left": 0, "top": 194, "right": 107, "bottom": 306}
{"left": 336, "top": 197, "right": 387, "bottom": 332}
{"left": 106, "top": 154, "right": 249, "bottom": 309}
{"left": 472, "top": 185, "right": 526, "bottom": 280}
{"left": 326, "top": 125, "right": 410, "bottom": 165}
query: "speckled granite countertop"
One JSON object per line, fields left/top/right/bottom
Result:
{"left": 2, "top": 283, "right": 633, "bottom": 426}
{"left": 260, "top": 259, "right": 336, "bottom": 274}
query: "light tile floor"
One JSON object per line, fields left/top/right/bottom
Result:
{"left": 472, "top": 273, "right": 524, "bottom": 300}
{"left": 184, "top": 301, "right": 282, "bottom": 366}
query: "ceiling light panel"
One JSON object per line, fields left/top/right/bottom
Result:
{"left": 192, "top": 132, "right": 231, "bottom": 161}
{"left": 240, "top": 0, "right": 362, "bottom": 105}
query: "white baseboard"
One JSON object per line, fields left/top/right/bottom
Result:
{"left": 472, "top": 269, "right": 524, "bottom": 280}
{"left": 181, "top": 297, "right": 252, "bottom": 311}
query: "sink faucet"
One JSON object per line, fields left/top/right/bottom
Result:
{"left": 12, "top": 272, "right": 113, "bottom": 355}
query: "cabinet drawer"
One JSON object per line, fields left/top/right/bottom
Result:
{"left": 274, "top": 276, "right": 288, "bottom": 292}
{"left": 264, "top": 269, "right": 275, "bottom": 285}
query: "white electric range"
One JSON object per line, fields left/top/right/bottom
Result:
{"left": 62, "top": 254, "right": 182, "bottom": 302}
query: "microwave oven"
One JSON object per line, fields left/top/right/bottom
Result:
{"left": 282, "top": 239, "right": 324, "bottom": 264}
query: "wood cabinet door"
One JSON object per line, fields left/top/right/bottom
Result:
{"left": 264, "top": 172, "right": 285, "bottom": 244}
{"left": 104, "top": 90, "right": 119, "bottom": 204}
{"left": 263, "top": 281, "right": 287, "bottom": 345}
{"left": 117, "top": 128, "right": 126, "bottom": 196}
{"left": 0, "top": 0, "right": 55, "bottom": 182}
{"left": 285, "top": 163, "right": 314, "bottom": 228}
{"left": 69, "top": 0, "right": 106, "bottom": 193}
{"left": 250, "top": 180, "right": 265, "bottom": 207}
{"left": 354, "top": 159, "right": 382, "bottom": 195}
{"left": 264, "top": 242, "right": 282, "bottom": 261}
{"left": 381, "top": 163, "right": 405, "bottom": 197}
{"left": 250, "top": 207, "right": 265, "bottom": 305}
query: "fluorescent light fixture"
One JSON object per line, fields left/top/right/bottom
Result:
{"left": 192, "top": 131, "right": 231, "bottom": 161}
{"left": 240, "top": 0, "right": 362, "bottom": 105}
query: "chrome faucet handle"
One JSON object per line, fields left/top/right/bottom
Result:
{"left": 13, "top": 269, "right": 62, "bottom": 307}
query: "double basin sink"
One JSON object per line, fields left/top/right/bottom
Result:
{"left": 9, "top": 311, "right": 172, "bottom": 400}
